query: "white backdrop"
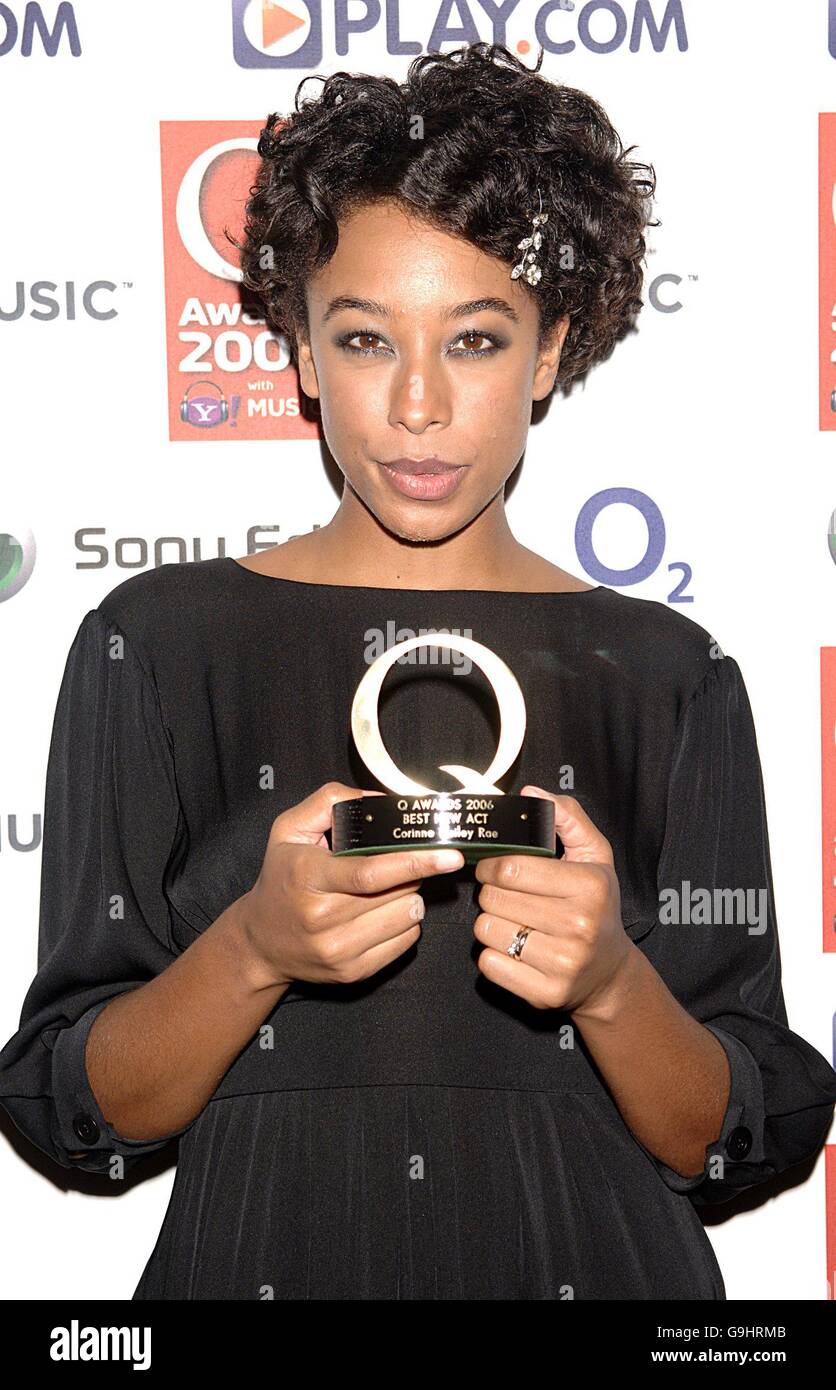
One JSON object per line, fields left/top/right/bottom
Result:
{"left": 1, "top": 0, "right": 834, "bottom": 1300}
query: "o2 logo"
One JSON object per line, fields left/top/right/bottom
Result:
{"left": 575, "top": 487, "right": 693, "bottom": 602}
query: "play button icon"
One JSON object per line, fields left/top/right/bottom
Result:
{"left": 232, "top": 0, "right": 322, "bottom": 68}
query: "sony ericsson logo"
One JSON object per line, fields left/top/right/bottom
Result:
{"left": 231, "top": 1, "right": 689, "bottom": 70}
{"left": 0, "top": 531, "right": 36, "bottom": 602}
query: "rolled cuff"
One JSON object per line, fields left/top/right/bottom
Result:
{"left": 49, "top": 998, "right": 189, "bottom": 1173}
{"left": 640, "top": 1022, "right": 773, "bottom": 1205}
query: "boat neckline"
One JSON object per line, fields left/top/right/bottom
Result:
{"left": 222, "top": 556, "right": 605, "bottom": 598}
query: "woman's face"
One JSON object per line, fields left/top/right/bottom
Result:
{"left": 297, "top": 201, "right": 568, "bottom": 542}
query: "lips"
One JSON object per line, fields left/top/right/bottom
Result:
{"left": 377, "top": 458, "right": 469, "bottom": 501}
{"left": 381, "top": 457, "right": 463, "bottom": 476}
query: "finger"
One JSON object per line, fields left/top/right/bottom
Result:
{"left": 473, "top": 912, "right": 562, "bottom": 980}
{"left": 316, "top": 845, "right": 465, "bottom": 896}
{"left": 346, "top": 920, "right": 424, "bottom": 981}
{"left": 476, "top": 852, "right": 574, "bottom": 895}
{"left": 476, "top": 854, "right": 610, "bottom": 913}
{"left": 324, "top": 891, "right": 427, "bottom": 962}
{"left": 311, "top": 871, "right": 428, "bottom": 928}
{"left": 271, "top": 781, "right": 382, "bottom": 847}
{"left": 474, "top": 945, "right": 564, "bottom": 1010}
{"left": 474, "top": 880, "right": 577, "bottom": 936}
{"left": 520, "top": 786, "right": 614, "bottom": 867}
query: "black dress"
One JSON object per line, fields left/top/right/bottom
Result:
{"left": 1, "top": 556, "right": 835, "bottom": 1301}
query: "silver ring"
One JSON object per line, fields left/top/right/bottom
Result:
{"left": 507, "top": 928, "right": 530, "bottom": 960}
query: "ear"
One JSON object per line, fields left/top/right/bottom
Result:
{"left": 532, "top": 314, "right": 570, "bottom": 401}
{"left": 296, "top": 329, "right": 320, "bottom": 400}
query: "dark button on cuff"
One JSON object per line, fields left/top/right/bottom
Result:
{"left": 72, "top": 1112, "right": 101, "bottom": 1145}
{"left": 725, "top": 1125, "right": 752, "bottom": 1160}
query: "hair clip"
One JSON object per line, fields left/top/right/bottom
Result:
{"left": 511, "top": 189, "right": 548, "bottom": 286}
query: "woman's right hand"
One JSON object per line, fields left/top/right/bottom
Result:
{"left": 234, "top": 781, "right": 465, "bottom": 991}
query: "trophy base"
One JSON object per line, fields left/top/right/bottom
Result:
{"left": 331, "top": 793, "right": 556, "bottom": 865}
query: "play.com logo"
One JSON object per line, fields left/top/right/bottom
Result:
{"left": 232, "top": 0, "right": 322, "bottom": 67}
{"left": 232, "top": 1, "right": 690, "bottom": 68}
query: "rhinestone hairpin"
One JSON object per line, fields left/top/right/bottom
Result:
{"left": 511, "top": 190, "right": 548, "bottom": 286}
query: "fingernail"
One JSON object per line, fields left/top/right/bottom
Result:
{"left": 432, "top": 850, "right": 464, "bottom": 869}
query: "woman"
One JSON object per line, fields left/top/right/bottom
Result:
{"left": 1, "top": 43, "right": 835, "bottom": 1301}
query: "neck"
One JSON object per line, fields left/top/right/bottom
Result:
{"left": 300, "top": 483, "right": 530, "bottom": 589}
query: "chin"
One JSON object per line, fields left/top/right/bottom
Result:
{"left": 375, "top": 503, "right": 463, "bottom": 546}
{"left": 351, "top": 474, "right": 476, "bottom": 544}
{"left": 385, "top": 516, "right": 451, "bottom": 544}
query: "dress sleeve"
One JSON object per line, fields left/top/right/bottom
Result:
{"left": 0, "top": 607, "right": 192, "bottom": 1175}
{"left": 632, "top": 653, "right": 836, "bottom": 1206}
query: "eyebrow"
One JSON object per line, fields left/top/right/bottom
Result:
{"left": 321, "top": 295, "right": 520, "bottom": 325}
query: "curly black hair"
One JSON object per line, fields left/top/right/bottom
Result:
{"left": 229, "top": 42, "right": 657, "bottom": 397}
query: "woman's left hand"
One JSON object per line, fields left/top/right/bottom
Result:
{"left": 473, "top": 786, "right": 634, "bottom": 1017}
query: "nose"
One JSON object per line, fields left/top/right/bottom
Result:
{"left": 387, "top": 352, "right": 452, "bottom": 434}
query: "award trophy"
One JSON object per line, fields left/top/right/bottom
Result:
{"left": 331, "top": 632, "right": 556, "bottom": 865}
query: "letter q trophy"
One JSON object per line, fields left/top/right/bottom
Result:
{"left": 331, "top": 633, "right": 556, "bottom": 865}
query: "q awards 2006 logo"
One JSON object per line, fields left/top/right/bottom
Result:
{"left": 232, "top": 0, "right": 321, "bottom": 67}
{"left": 159, "top": 122, "right": 319, "bottom": 443}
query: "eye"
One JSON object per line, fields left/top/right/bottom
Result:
{"left": 334, "top": 326, "right": 506, "bottom": 358}
{"left": 335, "top": 330, "right": 392, "bottom": 356}
{"left": 449, "top": 329, "right": 503, "bottom": 357}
